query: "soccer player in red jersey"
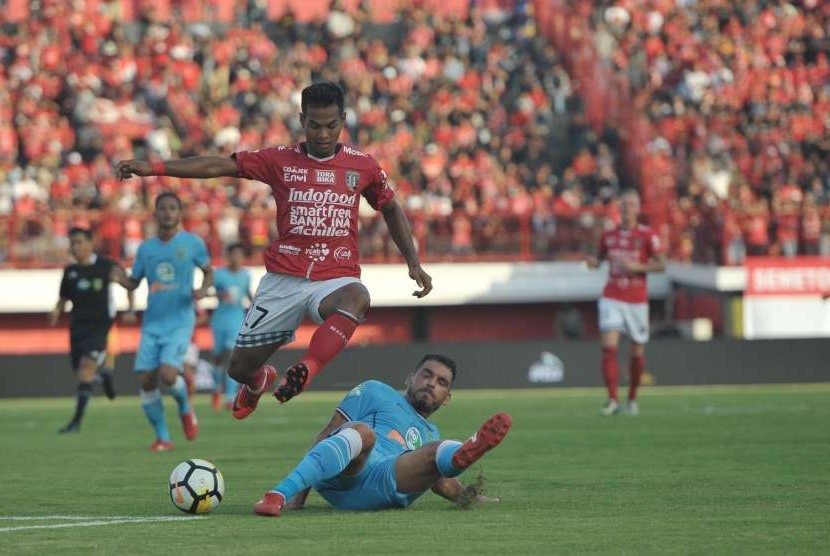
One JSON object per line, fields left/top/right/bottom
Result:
{"left": 116, "top": 82, "right": 432, "bottom": 418}
{"left": 586, "top": 190, "right": 665, "bottom": 416}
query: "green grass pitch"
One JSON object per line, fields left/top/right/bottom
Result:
{"left": 1, "top": 384, "right": 828, "bottom": 555}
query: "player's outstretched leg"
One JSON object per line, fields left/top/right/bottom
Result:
{"left": 439, "top": 412, "right": 513, "bottom": 475}
{"left": 275, "top": 283, "right": 369, "bottom": 403}
{"left": 140, "top": 385, "right": 173, "bottom": 451}
{"left": 227, "top": 343, "right": 281, "bottom": 420}
{"left": 59, "top": 356, "right": 99, "bottom": 434}
{"left": 254, "top": 424, "right": 373, "bottom": 517}
{"left": 159, "top": 365, "right": 198, "bottom": 441}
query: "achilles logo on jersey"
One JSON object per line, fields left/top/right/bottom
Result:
{"left": 304, "top": 242, "right": 330, "bottom": 262}
{"left": 314, "top": 169, "right": 336, "bottom": 185}
{"left": 283, "top": 166, "right": 308, "bottom": 183}
{"left": 334, "top": 246, "right": 352, "bottom": 262}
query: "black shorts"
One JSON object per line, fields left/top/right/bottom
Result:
{"left": 69, "top": 322, "right": 112, "bottom": 371}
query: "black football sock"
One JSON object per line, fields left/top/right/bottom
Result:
{"left": 71, "top": 382, "right": 94, "bottom": 425}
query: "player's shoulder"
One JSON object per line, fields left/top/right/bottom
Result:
{"left": 636, "top": 224, "right": 657, "bottom": 237}
{"left": 347, "top": 380, "right": 395, "bottom": 399}
{"left": 338, "top": 144, "right": 380, "bottom": 167}
{"left": 179, "top": 230, "right": 206, "bottom": 245}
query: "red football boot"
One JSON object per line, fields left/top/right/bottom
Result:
{"left": 149, "top": 439, "right": 173, "bottom": 452}
{"left": 254, "top": 491, "right": 285, "bottom": 517}
{"left": 452, "top": 412, "right": 513, "bottom": 469}
{"left": 180, "top": 409, "right": 199, "bottom": 441}
{"left": 273, "top": 363, "right": 310, "bottom": 404}
{"left": 232, "top": 365, "right": 278, "bottom": 420}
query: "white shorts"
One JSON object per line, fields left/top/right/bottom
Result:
{"left": 598, "top": 297, "right": 650, "bottom": 344}
{"left": 235, "top": 273, "right": 362, "bottom": 348}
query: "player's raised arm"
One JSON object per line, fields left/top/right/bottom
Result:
{"left": 115, "top": 156, "right": 238, "bottom": 180}
{"left": 380, "top": 200, "right": 433, "bottom": 298}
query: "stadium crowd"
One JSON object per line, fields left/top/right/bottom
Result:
{"left": 588, "top": 0, "right": 830, "bottom": 263}
{"left": 0, "top": 0, "right": 619, "bottom": 266}
{"left": 0, "top": 0, "right": 828, "bottom": 267}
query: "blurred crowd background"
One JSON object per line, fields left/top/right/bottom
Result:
{"left": 1, "top": 0, "right": 828, "bottom": 267}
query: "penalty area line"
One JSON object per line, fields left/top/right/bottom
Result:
{"left": 0, "top": 516, "right": 203, "bottom": 533}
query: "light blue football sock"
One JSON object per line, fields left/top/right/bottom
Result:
{"left": 165, "top": 375, "right": 191, "bottom": 417}
{"left": 224, "top": 372, "right": 240, "bottom": 403}
{"left": 436, "top": 440, "right": 464, "bottom": 478}
{"left": 212, "top": 364, "right": 224, "bottom": 394}
{"left": 140, "top": 389, "right": 170, "bottom": 442}
{"left": 271, "top": 428, "right": 362, "bottom": 501}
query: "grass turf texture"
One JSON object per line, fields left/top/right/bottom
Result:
{"left": 1, "top": 384, "right": 828, "bottom": 555}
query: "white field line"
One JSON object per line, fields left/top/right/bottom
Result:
{"left": 0, "top": 515, "right": 202, "bottom": 533}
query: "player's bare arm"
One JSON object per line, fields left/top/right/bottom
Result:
{"left": 621, "top": 253, "right": 667, "bottom": 274}
{"left": 284, "top": 410, "right": 348, "bottom": 511}
{"left": 110, "top": 266, "right": 141, "bottom": 291}
{"left": 194, "top": 264, "right": 215, "bottom": 300}
{"left": 48, "top": 298, "right": 68, "bottom": 327}
{"left": 380, "top": 200, "right": 433, "bottom": 298}
{"left": 115, "top": 156, "right": 238, "bottom": 180}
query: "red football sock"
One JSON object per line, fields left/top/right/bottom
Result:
{"left": 629, "top": 353, "right": 645, "bottom": 401}
{"left": 601, "top": 346, "right": 619, "bottom": 401}
{"left": 243, "top": 366, "right": 267, "bottom": 392}
{"left": 300, "top": 311, "right": 359, "bottom": 379}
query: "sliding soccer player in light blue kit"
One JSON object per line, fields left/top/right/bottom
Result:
{"left": 210, "top": 243, "right": 252, "bottom": 410}
{"left": 112, "top": 193, "right": 214, "bottom": 451}
{"left": 252, "top": 354, "right": 512, "bottom": 516}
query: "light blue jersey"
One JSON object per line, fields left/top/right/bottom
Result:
{"left": 210, "top": 267, "right": 250, "bottom": 353}
{"left": 315, "top": 380, "right": 441, "bottom": 510}
{"left": 132, "top": 231, "right": 209, "bottom": 372}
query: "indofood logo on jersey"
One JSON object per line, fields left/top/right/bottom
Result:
{"left": 405, "top": 427, "right": 423, "bottom": 450}
{"left": 287, "top": 188, "right": 356, "bottom": 238}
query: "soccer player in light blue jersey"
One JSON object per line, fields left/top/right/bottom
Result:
{"left": 210, "top": 243, "right": 252, "bottom": 411}
{"left": 112, "top": 193, "right": 214, "bottom": 451}
{"left": 253, "top": 354, "right": 512, "bottom": 516}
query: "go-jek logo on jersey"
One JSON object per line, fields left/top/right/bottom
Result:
{"left": 288, "top": 188, "right": 356, "bottom": 208}
{"left": 283, "top": 166, "right": 308, "bottom": 183}
{"left": 304, "top": 242, "right": 330, "bottom": 262}
{"left": 405, "top": 427, "right": 423, "bottom": 450}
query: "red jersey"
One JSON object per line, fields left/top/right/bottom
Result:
{"left": 233, "top": 143, "right": 394, "bottom": 280}
{"left": 598, "top": 225, "right": 662, "bottom": 304}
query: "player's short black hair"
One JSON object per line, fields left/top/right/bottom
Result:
{"left": 417, "top": 354, "right": 458, "bottom": 383}
{"left": 68, "top": 227, "right": 92, "bottom": 240}
{"left": 227, "top": 242, "right": 245, "bottom": 254}
{"left": 301, "top": 81, "right": 345, "bottom": 114}
{"left": 155, "top": 192, "right": 183, "bottom": 210}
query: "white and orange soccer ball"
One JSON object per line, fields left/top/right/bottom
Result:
{"left": 168, "top": 459, "right": 225, "bottom": 514}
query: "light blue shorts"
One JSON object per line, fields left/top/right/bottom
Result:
{"left": 134, "top": 329, "right": 192, "bottom": 372}
{"left": 313, "top": 448, "right": 425, "bottom": 511}
{"left": 211, "top": 323, "right": 239, "bottom": 355}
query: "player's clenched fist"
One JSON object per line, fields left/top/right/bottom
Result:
{"left": 115, "top": 159, "right": 152, "bottom": 180}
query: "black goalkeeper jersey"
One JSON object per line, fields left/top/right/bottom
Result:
{"left": 59, "top": 255, "right": 116, "bottom": 328}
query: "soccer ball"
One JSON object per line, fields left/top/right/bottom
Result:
{"left": 168, "top": 459, "right": 225, "bottom": 514}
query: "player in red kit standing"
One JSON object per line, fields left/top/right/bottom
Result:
{"left": 586, "top": 190, "right": 665, "bottom": 416}
{"left": 116, "top": 82, "right": 432, "bottom": 418}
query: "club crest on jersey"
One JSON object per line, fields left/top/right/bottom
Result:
{"left": 345, "top": 171, "right": 360, "bottom": 192}
{"left": 405, "top": 427, "right": 423, "bottom": 450}
{"left": 314, "top": 169, "right": 336, "bottom": 185}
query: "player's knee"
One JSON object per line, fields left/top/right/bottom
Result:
{"left": 339, "top": 284, "right": 371, "bottom": 319}
{"left": 349, "top": 423, "right": 375, "bottom": 453}
{"left": 139, "top": 373, "right": 157, "bottom": 391}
